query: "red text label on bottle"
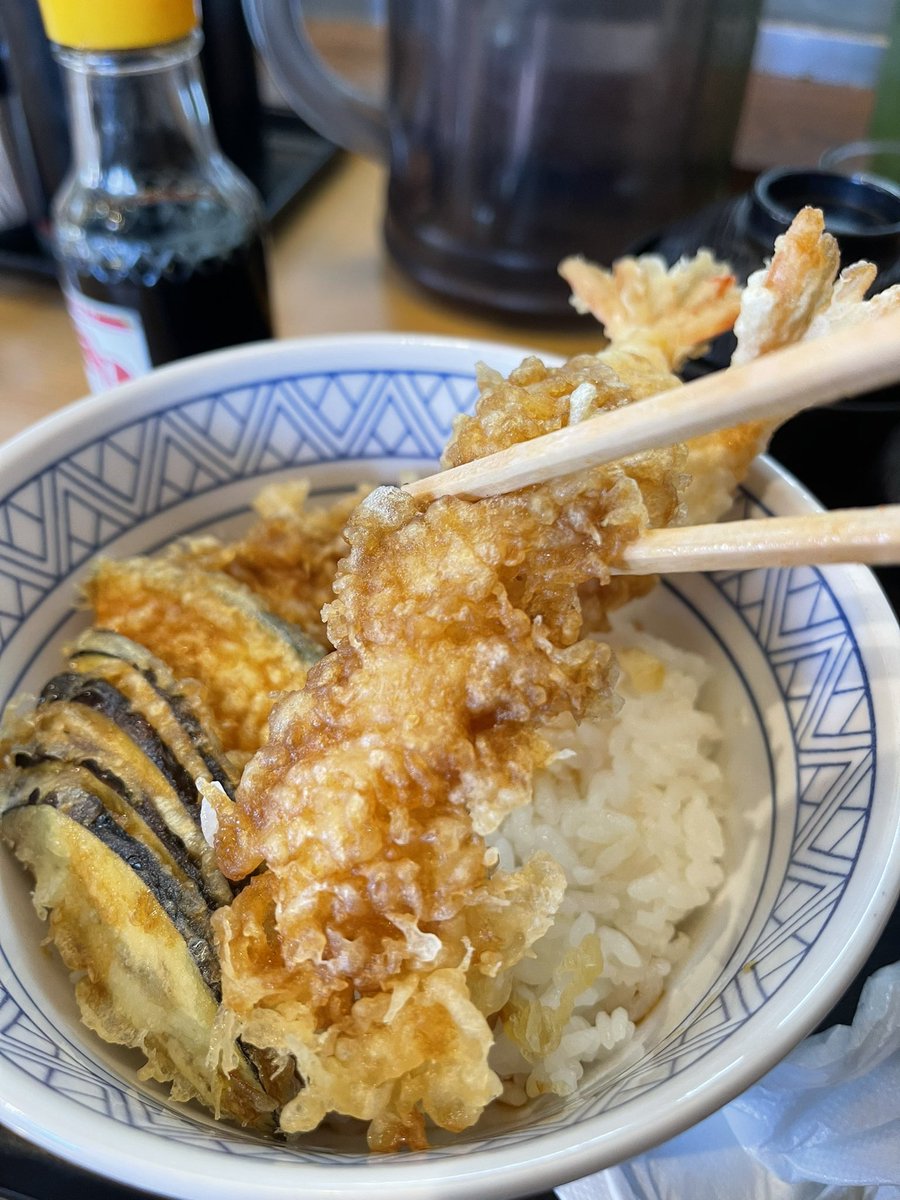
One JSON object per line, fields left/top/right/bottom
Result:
{"left": 63, "top": 286, "right": 153, "bottom": 393}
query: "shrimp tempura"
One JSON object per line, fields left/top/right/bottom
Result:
{"left": 564, "top": 209, "right": 900, "bottom": 525}
{"left": 204, "top": 252, "right": 737, "bottom": 1151}
{"left": 682, "top": 207, "right": 900, "bottom": 521}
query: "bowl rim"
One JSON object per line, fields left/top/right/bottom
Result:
{"left": 0, "top": 333, "right": 897, "bottom": 1198}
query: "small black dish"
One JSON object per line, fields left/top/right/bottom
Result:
{"left": 632, "top": 166, "right": 900, "bottom": 296}
{"left": 747, "top": 166, "right": 900, "bottom": 274}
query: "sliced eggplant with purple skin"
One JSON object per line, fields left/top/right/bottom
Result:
{"left": 2, "top": 767, "right": 218, "bottom": 986}
{"left": 0, "top": 575, "right": 319, "bottom": 1127}
{"left": 1, "top": 800, "right": 277, "bottom": 1129}
{"left": 67, "top": 628, "right": 239, "bottom": 796}
{"left": 0, "top": 674, "right": 296, "bottom": 1126}
{"left": 85, "top": 558, "right": 323, "bottom": 760}
{"left": 16, "top": 686, "right": 232, "bottom": 908}
{"left": 4, "top": 754, "right": 213, "bottom": 928}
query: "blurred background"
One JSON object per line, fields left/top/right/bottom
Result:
{"left": 2, "top": 0, "right": 900, "bottom": 270}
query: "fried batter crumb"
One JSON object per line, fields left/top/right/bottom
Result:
{"left": 171, "top": 481, "right": 370, "bottom": 645}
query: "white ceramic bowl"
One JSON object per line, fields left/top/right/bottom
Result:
{"left": 0, "top": 335, "right": 897, "bottom": 1200}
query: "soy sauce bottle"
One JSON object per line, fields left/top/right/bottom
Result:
{"left": 37, "top": 0, "right": 273, "bottom": 393}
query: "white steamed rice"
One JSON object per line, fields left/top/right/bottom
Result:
{"left": 489, "top": 616, "right": 725, "bottom": 1102}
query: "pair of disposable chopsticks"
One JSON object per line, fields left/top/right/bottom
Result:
{"left": 404, "top": 311, "right": 900, "bottom": 574}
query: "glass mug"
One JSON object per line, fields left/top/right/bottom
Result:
{"left": 245, "top": 0, "right": 762, "bottom": 315}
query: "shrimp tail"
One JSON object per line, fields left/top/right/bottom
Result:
{"left": 559, "top": 249, "right": 740, "bottom": 371}
{"left": 734, "top": 205, "right": 900, "bottom": 362}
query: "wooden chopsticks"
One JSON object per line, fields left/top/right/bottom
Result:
{"left": 609, "top": 507, "right": 900, "bottom": 574}
{"left": 404, "top": 310, "right": 900, "bottom": 503}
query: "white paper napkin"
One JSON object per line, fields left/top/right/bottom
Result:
{"left": 558, "top": 961, "right": 900, "bottom": 1200}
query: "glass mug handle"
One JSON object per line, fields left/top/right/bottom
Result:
{"left": 242, "top": 0, "right": 389, "bottom": 161}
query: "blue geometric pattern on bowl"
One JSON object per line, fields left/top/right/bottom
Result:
{"left": 0, "top": 366, "right": 875, "bottom": 1160}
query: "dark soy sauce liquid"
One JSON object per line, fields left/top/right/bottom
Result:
{"left": 69, "top": 232, "right": 272, "bottom": 366}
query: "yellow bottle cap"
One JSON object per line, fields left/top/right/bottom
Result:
{"left": 37, "top": 0, "right": 199, "bottom": 51}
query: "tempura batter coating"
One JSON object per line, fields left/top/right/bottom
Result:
{"left": 171, "top": 481, "right": 368, "bottom": 646}
{"left": 207, "top": 480, "right": 642, "bottom": 1149}
{"left": 447, "top": 254, "right": 740, "bottom": 627}
{"left": 733, "top": 206, "right": 900, "bottom": 357}
{"left": 86, "top": 559, "right": 318, "bottom": 760}
{"left": 559, "top": 249, "right": 740, "bottom": 375}
{"left": 565, "top": 209, "right": 900, "bottom": 528}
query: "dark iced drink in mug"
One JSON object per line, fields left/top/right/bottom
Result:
{"left": 247, "top": 0, "right": 762, "bottom": 315}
